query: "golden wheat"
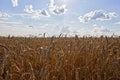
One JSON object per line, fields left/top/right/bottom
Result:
{"left": 0, "top": 36, "right": 119, "bottom": 80}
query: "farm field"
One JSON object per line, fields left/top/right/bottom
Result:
{"left": 0, "top": 36, "right": 120, "bottom": 80}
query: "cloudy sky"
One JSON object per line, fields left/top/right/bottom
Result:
{"left": 0, "top": 0, "right": 120, "bottom": 37}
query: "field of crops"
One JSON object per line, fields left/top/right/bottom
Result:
{"left": 0, "top": 36, "right": 120, "bottom": 80}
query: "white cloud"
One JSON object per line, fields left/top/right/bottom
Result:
{"left": 91, "top": 24, "right": 111, "bottom": 36}
{"left": 50, "top": 5, "right": 67, "bottom": 15}
{"left": 0, "top": 18, "right": 8, "bottom": 21}
{"left": 49, "top": 0, "right": 67, "bottom": 15}
{"left": 60, "top": 26, "right": 70, "bottom": 33}
{"left": 59, "top": 26, "right": 84, "bottom": 37}
{"left": 0, "top": 12, "right": 10, "bottom": 18}
{"left": 24, "top": 5, "right": 34, "bottom": 14}
{"left": 11, "top": 0, "right": 18, "bottom": 7}
{"left": 24, "top": 5, "right": 50, "bottom": 19}
{"left": 0, "top": 21, "right": 22, "bottom": 24}
{"left": 58, "top": 25, "right": 115, "bottom": 37}
{"left": 0, "top": 24, "right": 41, "bottom": 37}
{"left": 50, "top": 0, "right": 54, "bottom": 7}
{"left": 12, "top": 13, "right": 30, "bottom": 18}
{"left": 32, "top": 9, "right": 41, "bottom": 19}
{"left": 32, "top": 9, "right": 50, "bottom": 19}
{"left": 41, "top": 10, "right": 50, "bottom": 16}
{"left": 115, "top": 21, "right": 120, "bottom": 25}
{"left": 0, "top": 12, "right": 11, "bottom": 20}
{"left": 78, "top": 10, "right": 117, "bottom": 23}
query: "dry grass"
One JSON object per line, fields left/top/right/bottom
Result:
{"left": 0, "top": 36, "right": 120, "bottom": 80}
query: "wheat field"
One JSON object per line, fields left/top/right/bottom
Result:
{"left": 0, "top": 36, "right": 120, "bottom": 80}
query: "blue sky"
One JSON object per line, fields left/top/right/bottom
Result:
{"left": 0, "top": 0, "right": 120, "bottom": 37}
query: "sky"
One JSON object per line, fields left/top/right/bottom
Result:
{"left": 0, "top": 0, "right": 120, "bottom": 37}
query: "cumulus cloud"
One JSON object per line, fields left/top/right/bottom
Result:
{"left": 50, "top": 5, "right": 67, "bottom": 15}
{"left": 31, "top": 9, "right": 41, "bottom": 19}
{"left": 40, "top": 10, "right": 50, "bottom": 17}
{"left": 11, "top": 0, "right": 18, "bottom": 7}
{"left": 32, "top": 10, "right": 50, "bottom": 19}
{"left": 91, "top": 24, "right": 111, "bottom": 36}
{"left": 24, "top": 5, "right": 34, "bottom": 13}
{"left": 24, "top": 5, "right": 50, "bottom": 19}
{"left": 78, "top": 10, "right": 117, "bottom": 23}
{"left": 49, "top": 0, "right": 67, "bottom": 15}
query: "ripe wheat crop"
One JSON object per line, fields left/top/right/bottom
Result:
{"left": 0, "top": 36, "right": 120, "bottom": 80}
